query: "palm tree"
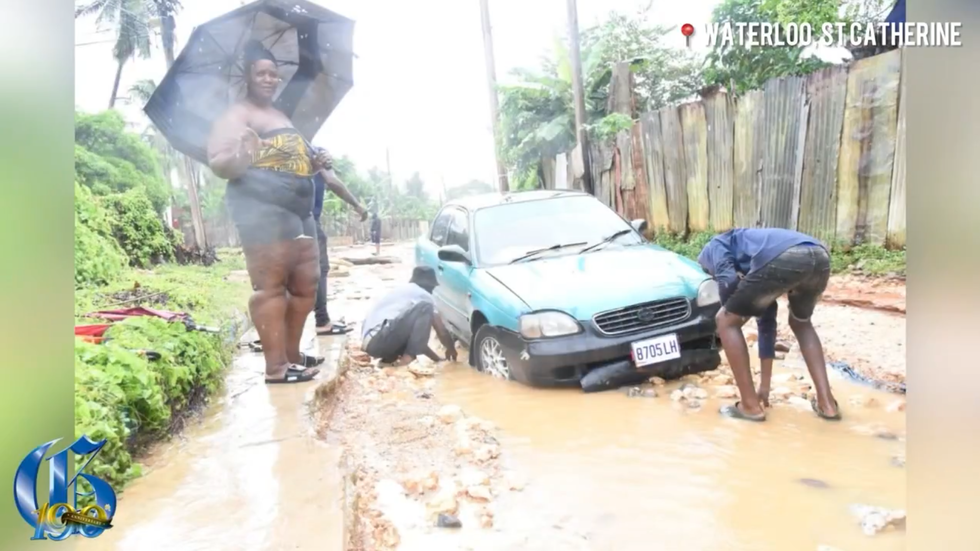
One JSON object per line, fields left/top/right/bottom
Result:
{"left": 75, "top": 0, "right": 153, "bottom": 108}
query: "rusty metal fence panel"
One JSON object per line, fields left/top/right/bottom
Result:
{"left": 836, "top": 49, "right": 902, "bottom": 245}
{"left": 660, "top": 107, "right": 688, "bottom": 234}
{"left": 704, "top": 91, "right": 735, "bottom": 231}
{"left": 887, "top": 51, "right": 907, "bottom": 248}
{"left": 640, "top": 111, "right": 670, "bottom": 230}
{"left": 761, "top": 76, "right": 806, "bottom": 229}
{"left": 797, "top": 65, "right": 848, "bottom": 244}
{"left": 680, "top": 102, "right": 709, "bottom": 232}
{"left": 733, "top": 90, "right": 764, "bottom": 228}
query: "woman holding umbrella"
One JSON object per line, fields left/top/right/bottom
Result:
{"left": 207, "top": 41, "right": 329, "bottom": 384}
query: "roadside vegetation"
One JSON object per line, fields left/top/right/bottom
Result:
{"left": 649, "top": 230, "right": 906, "bottom": 277}
{"left": 74, "top": 110, "right": 253, "bottom": 491}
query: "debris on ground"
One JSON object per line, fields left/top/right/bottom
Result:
{"left": 850, "top": 504, "right": 906, "bottom": 536}
{"left": 436, "top": 513, "right": 462, "bottom": 528}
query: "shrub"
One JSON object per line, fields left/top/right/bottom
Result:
{"left": 74, "top": 317, "right": 230, "bottom": 490}
{"left": 74, "top": 182, "right": 127, "bottom": 287}
{"left": 75, "top": 110, "right": 170, "bottom": 214}
{"left": 102, "top": 189, "right": 175, "bottom": 268}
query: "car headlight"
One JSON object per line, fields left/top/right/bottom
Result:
{"left": 697, "top": 279, "right": 720, "bottom": 306}
{"left": 519, "top": 311, "right": 582, "bottom": 339}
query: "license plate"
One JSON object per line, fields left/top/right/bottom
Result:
{"left": 631, "top": 333, "right": 681, "bottom": 368}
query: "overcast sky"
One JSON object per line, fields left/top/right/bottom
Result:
{"left": 75, "top": 0, "right": 718, "bottom": 196}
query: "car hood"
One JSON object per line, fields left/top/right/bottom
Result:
{"left": 484, "top": 245, "right": 710, "bottom": 320}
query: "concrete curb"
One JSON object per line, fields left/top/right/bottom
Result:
{"left": 311, "top": 347, "right": 358, "bottom": 550}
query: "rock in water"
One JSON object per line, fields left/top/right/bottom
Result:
{"left": 798, "top": 478, "right": 830, "bottom": 489}
{"left": 850, "top": 504, "right": 906, "bottom": 536}
{"left": 436, "top": 513, "right": 462, "bottom": 528}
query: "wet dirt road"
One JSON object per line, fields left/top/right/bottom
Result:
{"left": 79, "top": 321, "right": 348, "bottom": 551}
{"left": 325, "top": 242, "right": 907, "bottom": 551}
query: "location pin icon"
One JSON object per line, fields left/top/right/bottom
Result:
{"left": 681, "top": 23, "right": 695, "bottom": 48}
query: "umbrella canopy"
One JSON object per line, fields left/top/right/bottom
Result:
{"left": 145, "top": 0, "right": 354, "bottom": 163}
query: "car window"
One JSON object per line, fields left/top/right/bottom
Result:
{"left": 473, "top": 196, "right": 642, "bottom": 265}
{"left": 429, "top": 210, "right": 452, "bottom": 246}
{"left": 445, "top": 209, "right": 470, "bottom": 252}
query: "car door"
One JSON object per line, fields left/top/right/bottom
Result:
{"left": 435, "top": 207, "right": 474, "bottom": 339}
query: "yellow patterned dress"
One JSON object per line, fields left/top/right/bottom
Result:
{"left": 225, "top": 128, "right": 318, "bottom": 246}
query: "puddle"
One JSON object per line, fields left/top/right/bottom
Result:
{"left": 78, "top": 326, "right": 347, "bottom": 551}
{"left": 434, "top": 361, "right": 906, "bottom": 551}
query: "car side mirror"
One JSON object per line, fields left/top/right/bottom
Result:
{"left": 438, "top": 245, "right": 471, "bottom": 265}
{"left": 630, "top": 219, "right": 648, "bottom": 234}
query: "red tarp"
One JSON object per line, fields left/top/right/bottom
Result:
{"left": 74, "top": 324, "right": 113, "bottom": 344}
{"left": 76, "top": 307, "right": 190, "bottom": 344}
{"left": 86, "top": 307, "right": 187, "bottom": 322}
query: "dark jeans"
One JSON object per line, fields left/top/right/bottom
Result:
{"left": 725, "top": 245, "right": 831, "bottom": 320}
{"left": 363, "top": 300, "right": 434, "bottom": 362}
{"left": 314, "top": 222, "right": 330, "bottom": 326}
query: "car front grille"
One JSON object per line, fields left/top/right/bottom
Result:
{"left": 592, "top": 297, "right": 692, "bottom": 336}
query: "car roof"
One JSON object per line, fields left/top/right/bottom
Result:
{"left": 443, "top": 189, "right": 593, "bottom": 212}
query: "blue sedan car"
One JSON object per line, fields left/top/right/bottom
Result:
{"left": 415, "top": 190, "right": 722, "bottom": 391}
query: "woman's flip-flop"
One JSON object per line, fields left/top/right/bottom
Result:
{"left": 316, "top": 323, "right": 353, "bottom": 336}
{"left": 719, "top": 402, "right": 767, "bottom": 422}
{"left": 265, "top": 365, "right": 320, "bottom": 384}
{"left": 300, "top": 352, "right": 325, "bottom": 368}
{"left": 811, "top": 397, "right": 843, "bottom": 421}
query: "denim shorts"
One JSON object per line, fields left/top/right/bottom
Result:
{"left": 724, "top": 245, "right": 831, "bottom": 320}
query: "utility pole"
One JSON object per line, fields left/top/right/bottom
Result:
{"left": 566, "top": 0, "right": 593, "bottom": 194}
{"left": 168, "top": 28, "right": 208, "bottom": 249}
{"left": 478, "top": 0, "right": 510, "bottom": 193}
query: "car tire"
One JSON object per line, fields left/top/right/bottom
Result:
{"left": 473, "top": 325, "right": 514, "bottom": 381}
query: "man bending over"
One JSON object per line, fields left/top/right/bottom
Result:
{"left": 361, "top": 266, "right": 457, "bottom": 365}
{"left": 698, "top": 228, "right": 840, "bottom": 422}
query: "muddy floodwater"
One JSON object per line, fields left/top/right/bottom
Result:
{"left": 80, "top": 242, "right": 906, "bottom": 551}
{"left": 331, "top": 243, "right": 907, "bottom": 551}
{"left": 433, "top": 364, "right": 905, "bottom": 551}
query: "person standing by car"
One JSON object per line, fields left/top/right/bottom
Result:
{"left": 697, "top": 228, "right": 840, "bottom": 422}
{"left": 311, "top": 154, "right": 369, "bottom": 336}
{"left": 370, "top": 210, "right": 382, "bottom": 256}
{"left": 361, "top": 266, "right": 457, "bottom": 365}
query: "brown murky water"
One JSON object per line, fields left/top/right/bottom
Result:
{"left": 79, "top": 325, "right": 347, "bottom": 551}
{"left": 434, "top": 360, "right": 906, "bottom": 551}
{"left": 80, "top": 242, "right": 906, "bottom": 551}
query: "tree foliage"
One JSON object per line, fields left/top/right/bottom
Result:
{"left": 75, "top": 110, "right": 170, "bottom": 213}
{"left": 497, "top": 10, "right": 702, "bottom": 189}
{"left": 703, "top": 0, "right": 829, "bottom": 95}
{"left": 75, "top": 110, "right": 178, "bottom": 281}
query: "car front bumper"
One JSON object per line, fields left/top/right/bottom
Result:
{"left": 495, "top": 302, "right": 722, "bottom": 389}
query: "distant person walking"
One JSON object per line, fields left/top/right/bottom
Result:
{"left": 697, "top": 228, "right": 840, "bottom": 422}
{"left": 311, "top": 159, "right": 369, "bottom": 336}
{"left": 361, "top": 266, "right": 457, "bottom": 365}
{"left": 370, "top": 210, "right": 382, "bottom": 256}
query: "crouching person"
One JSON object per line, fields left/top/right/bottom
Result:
{"left": 697, "top": 228, "right": 840, "bottom": 422}
{"left": 361, "top": 266, "right": 458, "bottom": 365}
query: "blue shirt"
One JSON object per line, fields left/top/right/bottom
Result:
{"left": 697, "top": 228, "right": 824, "bottom": 359}
{"left": 313, "top": 172, "right": 326, "bottom": 221}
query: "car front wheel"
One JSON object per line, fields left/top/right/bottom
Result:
{"left": 473, "top": 325, "right": 513, "bottom": 381}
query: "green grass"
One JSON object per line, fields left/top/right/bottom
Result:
{"left": 75, "top": 247, "right": 250, "bottom": 326}
{"left": 648, "top": 230, "right": 906, "bottom": 277}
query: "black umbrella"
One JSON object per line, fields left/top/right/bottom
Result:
{"left": 145, "top": 0, "right": 354, "bottom": 164}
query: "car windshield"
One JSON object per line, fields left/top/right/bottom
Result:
{"left": 473, "top": 195, "right": 643, "bottom": 265}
